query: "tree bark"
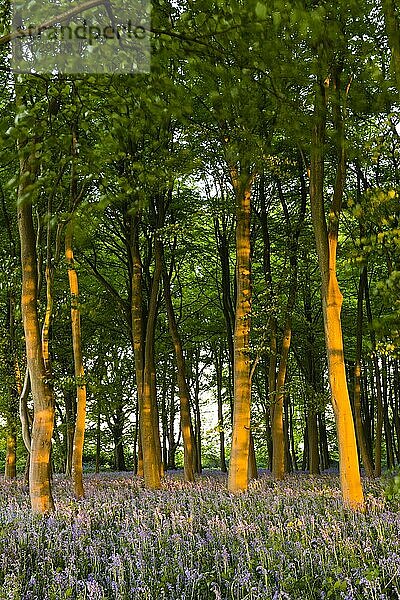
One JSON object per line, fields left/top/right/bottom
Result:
{"left": 309, "top": 75, "right": 364, "bottom": 509}
{"left": 272, "top": 320, "right": 291, "bottom": 480}
{"left": 131, "top": 214, "right": 161, "bottom": 486}
{"left": 162, "top": 244, "right": 195, "bottom": 482}
{"left": 18, "top": 145, "right": 55, "bottom": 513}
{"left": 215, "top": 344, "right": 227, "bottom": 473}
{"left": 141, "top": 228, "right": 162, "bottom": 488}
{"left": 65, "top": 223, "right": 87, "bottom": 498}
{"left": 228, "top": 171, "right": 252, "bottom": 493}
{"left": 272, "top": 174, "right": 306, "bottom": 480}
{"left": 308, "top": 411, "right": 319, "bottom": 475}
{"left": 364, "top": 274, "right": 384, "bottom": 477}
{"left": 354, "top": 267, "right": 375, "bottom": 477}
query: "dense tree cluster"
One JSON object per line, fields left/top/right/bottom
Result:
{"left": 0, "top": 0, "right": 398, "bottom": 512}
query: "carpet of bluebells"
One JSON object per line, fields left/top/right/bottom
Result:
{"left": 0, "top": 471, "right": 399, "bottom": 600}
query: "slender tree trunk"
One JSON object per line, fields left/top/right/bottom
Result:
{"left": 284, "top": 395, "right": 293, "bottom": 473}
{"left": 303, "top": 265, "right": 320, "bottom": 474}
{"left": 272, "top": 321, "right": 291, "bottom": 480}
{"left": 382, "top": 356, "right": 395, "bottom": 468}
{"left": 248, "top": 430, "right": 258, "bottom": 480}
{"left": 354, "top": 267, "right": 375, "bottom": 477}
{"left": 95, "top": 403, "right": 101, "bottom": 474}
{"left": 289, "top": 398, "right": 298, "bottom": 471}
{"left": 214, "top": 217, "right": 235, "bottom": 374}
{"left": 160, "top": 362, "right": 168, "bottom": 472}
{"left": 64, "top": 388, "right": 75, "bottom": 476}
{"left": 228, "top": 171, "right": 252, "bottom": 493}
{"left": 5, "top": 429, "right": 17, "bottom": 478}
{"left": 19, "top": 368, "right": 32, "bottom": 454}
{"left": 309, "top": 75, "right": 364, "bottom": 509}
{"left": 18, "top": 145, "right": 55, "bottom": 514}
{"left": 193, "top": 347, "right": 202, "bottom": 474}
{"left": 308, "top": 411, "right": 320, "bottom": 475}
{"left": 141, "top": 228, "right": 162, "bottom": 488}
{"left": 271, "top": 174, "right": 305, "bottom": 480}
{"left": 5, "top": 298, "right": 19, "bottom": 478}
{"left": 259, "top": 179, "right": 276, "bottom": 471}
{"left": 362, "top": 368, "right": 373, "bottom": 457}
{"left": 150, "top": 354, "right": 163, "bottom": 476}
{"left": 318, "top": 413, "right": 330, "bottom": 470}
{"left": 131, "top": 215, "right": 146, "bottom": 477}
{"left": 168, "top": 376, "right": 177, "bottom": 469}
{"left": 302, "top": 420, "right": 309, "bottom": 471}
{"left": 162, "top": 245, "right": 195, "bottom": 482}
{"left": 389, "top": 359, "right": 400, "bottom": 462}
{"left": 112, "top": 425, "right": 126, "bottom": 471}
{"left": 65, "top": 224, "right": 87, "bottom": 498}
{"left": 364, "top": 276, "right": 384, "bottom": 476}
{"left": 215, "top": 345, "right": 227, "bottom": 473}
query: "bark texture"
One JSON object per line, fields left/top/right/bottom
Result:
{"left": 228, "top": 172, "right": 252, "bottom": 493}
{"left": 18, "top": 148, "right": 55, "bottom": 514}
{"left": 309, "top": 76, "right": 364, "bottom": 509}
{"left": 65, "top": 224, "right": 87, "bottom": 498}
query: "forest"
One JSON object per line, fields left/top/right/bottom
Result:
{"left": 0, "top": 0, "right": 399, "bottom": 598}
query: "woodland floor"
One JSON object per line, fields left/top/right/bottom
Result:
{"left": 0, "top": 471, "right": 398, "bottom": 600}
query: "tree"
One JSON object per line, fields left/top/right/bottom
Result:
{"left": 17, "top": 87, "right": 55, "bottom": 513}
{"left": 309, "top": 64, "right": 364, "bottom": 508}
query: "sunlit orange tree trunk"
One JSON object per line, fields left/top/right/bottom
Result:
{"left": 17, "top": 141, "right": 55, "bottom": 514}
{"left": 309, "top": 72, "right": 364, "bottom": 509}
{"left": 228, "top": 168, "right": 253, "bottom": 493}
{"left": 65, "top": 223, "right": 86, "bottom": 498}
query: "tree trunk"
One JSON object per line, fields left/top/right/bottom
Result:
{"left": 354, "top": 267, "right": 375, "bottom": 477}
{"left": 95, "top": 402, "right": 101, "bottom": 474}
{"left": 259, "top": 178, "right": 276, "bottom": 471}
{"left": 64, "top": 388, "right": 75, "bottom": 476}
{"left": 112, "top": 426, "right": 126, "bottom": 471}
{"left": 318, "top": 413, "right": 330, "bottom": 470}
{"left": 131, "top": 214, "right": 161, "bottom": 486}
{"left": 228, "top": 171, "right": 252, "bottom": 493}
{"left": 248, "top": 430, "right": 258, "bottom": 480}
{"left": 215, "top": 345, "right": 227, "bottom": 473}
{"left": 141, "top": 229, "right": 162, "bottom": 488}
{"left": 5, "top": 428, "right": 17, "bottom": 478}
{"left": 308, "top": 411, "right": 320, "bottom": 475}
{"left": 162, "top": 245, "right": 195, "bottom": 482}
{"left": 160, "top": 361, "right": 169, "bottom": 472}
{"left": 364, "top": 275, "right": 384, "bottom": 477}
{"left": 18, "top": 145, "right": 55, "bottom": 514}
{"left": 131, "top": 214, "right": 146, "bottom": 477}
{"left": 382, "top": 356, "right": 395, "bottom": 469}
{"left": 150, "top": 354, "right": 163, "bottom": 476}
{"left": 193, "top": 346, "right": 202, "bottom": 474}
{"left": 168, "top": 376, "right": 177, "bottom": 470}
{"left": 272, "top": 320, "right": 291, "bottom": 480}
{"left": 65, "top": 224, "right": 87, "bottom": 498}
{"left": 309, "top": 75, "right": 364, "bottom": 509}
{"left": 5, "top": 298, "right": 19, "bottom": 479}
{"left": 272, "top": 174, "right": 306, "bottom": 480}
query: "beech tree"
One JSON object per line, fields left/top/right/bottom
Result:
{"left": 0, "top": 0, "right": 398, "bottom": 514}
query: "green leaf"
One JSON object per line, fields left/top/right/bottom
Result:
{"left": 255, "top": 2, "right": 267, "bottom": 20}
